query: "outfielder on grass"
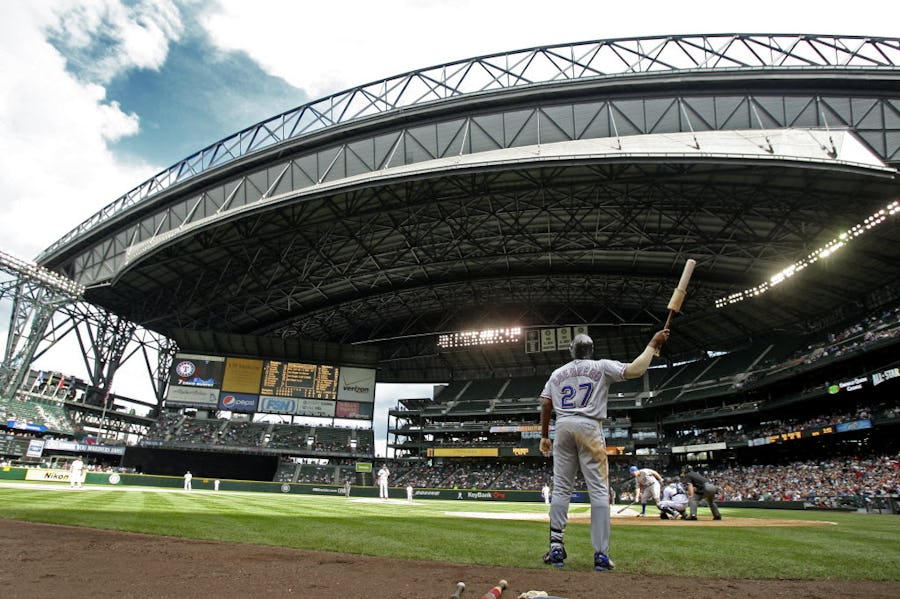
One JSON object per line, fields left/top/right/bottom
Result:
{"left": 539, "top": 329, "right": 669, "bottom": 571}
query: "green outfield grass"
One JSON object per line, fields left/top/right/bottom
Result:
{"left": 1, "top": 485, "right": 898, "bottom": 580}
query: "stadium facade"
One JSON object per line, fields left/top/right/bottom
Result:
{"left": 1, "top": 35, "right": 899, "bottom": 484}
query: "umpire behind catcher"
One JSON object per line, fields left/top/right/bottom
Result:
{"left": 682, "top": 466, "right": 722, "bottom": 520}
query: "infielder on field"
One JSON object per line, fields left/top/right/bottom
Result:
{"left": 377, "top": 464, "right": 390, "bottom": 499}
{"left": 539, "top": 329, "right": 669, "bottom": 571}
{"left": 630, "top": 465, "right": 663, "bottom": 517}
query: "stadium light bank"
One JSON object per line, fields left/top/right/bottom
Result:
{"left": 715, "top": 200, "right": 899, "bottom": 308}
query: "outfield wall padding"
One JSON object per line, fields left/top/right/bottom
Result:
{"left": 121, "top": 446, "right": 279, "bottom": 481}
{"left": 3, "top": 467, "right": 840, "bottom": 508}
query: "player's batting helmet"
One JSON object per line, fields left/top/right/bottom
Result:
{"left": 569, "top": 333, "right": 594, "bottom": 359}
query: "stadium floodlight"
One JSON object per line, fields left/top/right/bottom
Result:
{"left": 715, "top": 200, "right": 898, "bottom": 308}
{"left": 0, "top": 249, "right": 85, "bottom": 298}
{"left": 437, "top": 327, "right": 522, "bottom": 349}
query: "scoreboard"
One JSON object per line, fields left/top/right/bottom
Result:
{"left": 0, "top": 436, "right": 30, "bottom": 457}
{"left": 166, "top": 352, "right": 375, "bottom": 420}
{"left": 260, "top": 361, "right": 339, "bottom": 400}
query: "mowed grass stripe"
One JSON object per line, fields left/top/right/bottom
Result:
{"left": 0, "top": 486, "right": 898, "bottom": 580}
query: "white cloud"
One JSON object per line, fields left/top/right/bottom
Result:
{"left": 0, "top": 1, "right": 177, "bottom": 261}
{"left": 44, "top": 0, "right": 183, "bottom": 84}
{"left": 201, "top": 0, "right": 898, "bottom": 99}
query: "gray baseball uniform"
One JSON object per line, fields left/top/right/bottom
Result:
{"left": 635, "top": 468, "right": 662, "bottom": 504}
{"left": 684, "top": 469, "right": 722, "bottom": 519}
{"left": 540, "top": 357, "right": 626, "bottom": 555}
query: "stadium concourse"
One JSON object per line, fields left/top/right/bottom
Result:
{"left": 0, "top": 36, "right": 898, "bottom": 494}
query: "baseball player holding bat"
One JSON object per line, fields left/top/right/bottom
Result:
{"left": 539, "top": 328, "right": 669, "bottom": 571}
{"left": 630, "top": 465, "right": 663, "bottom": 517}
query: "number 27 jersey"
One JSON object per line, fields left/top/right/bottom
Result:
{"left": 540, "top": 358, "right": 627, "bottom": 420}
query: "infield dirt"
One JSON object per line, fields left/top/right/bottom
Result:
{"left": 2, "top": 519, "right": 898, "bottom": 599}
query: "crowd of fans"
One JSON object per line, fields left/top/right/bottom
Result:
{"left": 364, "top": 453, "right": 900, "bottom": 505}
{"left": 671, "top": 404, "right": 885, "bottom": 447}
{"left": 711, "top": 454, "right": 899, "bottom": 506}
{"left": 140, "top": 415, "right": 375, "bottom": 456}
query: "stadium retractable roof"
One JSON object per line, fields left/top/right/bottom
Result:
{"left": 36, "top": 34, "right": 900, "bottom": 382}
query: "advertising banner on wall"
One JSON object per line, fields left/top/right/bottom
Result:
{"left": 167, "top": 386, "right": 220, "bottom": 408}
{"left": 25, "top": 468, "right": 70, "bottom": 482}
{"left": 336, "top": 367, "right": 376, "bottom": 402}
{"left": 218, "top": 392, "right": 259, "bottom": 413}
{"left": 26, "top": 439, "right": 45, "bottom": 458}
{"left": 335, "top": 401, "right": 374, "bottom": 420}
{"left": 295, "top": 398, "right": 336, "bottom": 418}
{"left": 42, "top": 439, "right": 126, "bottom": 456}
{"left": 258, "top": 396, "right": 298, "bottom": 414}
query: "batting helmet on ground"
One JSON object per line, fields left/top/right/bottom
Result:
{"left": 569, "top": 334, "right": 594, "bottom": 359}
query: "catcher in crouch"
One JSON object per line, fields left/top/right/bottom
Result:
{"left": 539, "top": 329, "right": 669, "bottom": 571}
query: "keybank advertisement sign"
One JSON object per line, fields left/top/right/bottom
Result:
{"left": 336, "top": 367, "right": 376, "bottom": 402}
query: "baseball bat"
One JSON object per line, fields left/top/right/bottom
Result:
{"left": 616, "top": 500, "right": 636, "bottom": 514}
{"left": 480, "top": 579, "right": 508, "bottom": 599}
{"left": 656, "top": 258, "right": 697, "bottom": 355}
{"left": 450, "top": 581, "right": 466, "bottom": 599}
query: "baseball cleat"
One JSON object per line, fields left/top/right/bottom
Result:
{"left": 594, "top": 552, "right": 615, "bottom": 572}
{"left": 684, "top": 515, "right": 697, "bottom": 520}
{"left": 542, "top": 545, "right": 566, "bottom": 567}
{"left": 660, "top": 512, "right": 669, "bottom": 519}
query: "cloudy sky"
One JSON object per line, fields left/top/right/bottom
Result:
{"left": 1, "top": 0, "right": 895, "bottom": 453}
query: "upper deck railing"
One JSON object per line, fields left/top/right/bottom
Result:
{"left": 38, "top": 34, "right": 900, "bottom": 262}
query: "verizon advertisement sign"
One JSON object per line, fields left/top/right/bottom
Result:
{"left": 336, "top": 367, "right": 376, "bottom": 403}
